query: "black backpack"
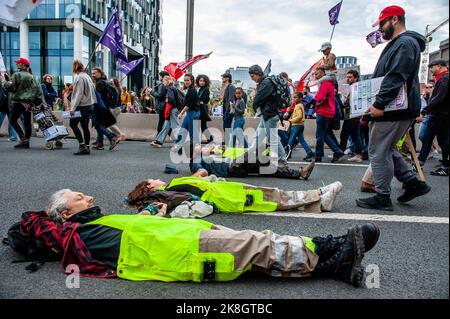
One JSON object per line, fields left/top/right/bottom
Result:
{"left": 268, "top": 75, "right": 292, "bottom": 111}
{"left": 100, "top": 80, "right": 120, "bottom": 108}
{"left": 2, "top": 222, "right": 60, "bottom": 272}
{"left": 174, "top": 88, "right": 186, "bottom": 111}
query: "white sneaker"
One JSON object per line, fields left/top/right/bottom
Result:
{"left": 348, "top": 155, "right": 363, "bottom": 163}
{"left": 319, "top": 182, "right": 343, "bottom": 212}
{"left": 344, "top": 148, "right": 352, "bottom": 155}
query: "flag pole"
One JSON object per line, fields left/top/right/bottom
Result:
{"left": 329, "top": 0, "right": 343, "bottom": 42}
{"left": 2, "top": 24, "right": 8, "bottom": 75}
{"left": 84, "top": 41, "right": 101, "bottom": 72}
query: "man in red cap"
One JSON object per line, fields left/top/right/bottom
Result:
{"left": 3, "top": 57, "right": 43, "bottom": 149}
{"left": 356, "top": 6, "right": 431, "bottom": 211}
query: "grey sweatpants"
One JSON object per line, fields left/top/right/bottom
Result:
{"left": 369, "top": 120, "right": 417, "bottom": 196}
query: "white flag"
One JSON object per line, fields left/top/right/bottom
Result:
{"left": 0, "top": 51, "right": 6, "bottom": 72}
{"left": 0, "top": 0, "right": 43, "bottom": 28}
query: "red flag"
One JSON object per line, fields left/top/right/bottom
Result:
{"left": 164, "top": 52, "right": 212, "bottom": 80}
{"left": 296, "top": 58, "right": 325, "bottom": 92}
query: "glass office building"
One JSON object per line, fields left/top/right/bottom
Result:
{"left": 1, "top": 0, "right": 162, "bottom": 94}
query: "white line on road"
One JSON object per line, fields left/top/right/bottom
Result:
{"left": 246, "top": 212, "right": 449, "bottom": 224}
{"left": 289, "top": 161, "right": 370, "bottom": 168}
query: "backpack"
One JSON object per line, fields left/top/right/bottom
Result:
{"left": 100, "top": 80, "right": 120, "bottom": 108}
{"left": 2, "top": 222, "right": 60, "bottom": 272}
{"left": 268, "top": 75, "right": 292, "bottom": 112}
{"left": 174, "top": 88, "right": 186, "bottom": 111}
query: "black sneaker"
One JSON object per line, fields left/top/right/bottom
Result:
{"left": 397, "top": 180, "right": 431, "bottom": 203}
{"left": 150, "top": 141, "right": 163, "bottom": 148}
{"left": 430, "top": 167, "right": 449, "bottom": 177}
{"left": 74, "top": 145, "right": 90, "bottom": 156}
{"left": 14, "top": 140, "right": 30, "bottom": 149}
{"left": 331, "top": 152, "right": 345, "bottom": 163}
{"left": 356, "top": 195, "right": 394, "bottom": 211}
{"left": 303, "top": 153, "right": 314, "bottom": 162}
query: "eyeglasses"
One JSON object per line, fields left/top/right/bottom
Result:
{"left": 379, "top": 17, "right": 393, "bottom": 28}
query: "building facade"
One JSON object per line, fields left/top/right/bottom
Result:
{"left": 227, "top": 66, "right": 256, "bottom": 90}
{"left": 336, "top": 56, "right": 360, "bottom": 87}
{"left": 428, "top": 38, "right": 449, "bottom": 83}
{"left": 0, "top": 0, "right": 162, "bottom": 94}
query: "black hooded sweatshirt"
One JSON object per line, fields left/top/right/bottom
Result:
{"left": 372, "top": 31, "right": 426, "bottom": 122}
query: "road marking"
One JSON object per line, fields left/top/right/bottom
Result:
{"left": 289, "top": 161, "right": 370, "bottom": 168}
{"left": 246, "top": 212, "right": 449, "bottom": 224}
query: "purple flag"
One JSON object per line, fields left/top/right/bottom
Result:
{"left": 117, "top": 57, "right": 144, "bottom": 76}
{"left": 366, "top": 30, "right": 386, "bottom": 48}
{"left": 329, "top": 1, "right": 343, "bottom": 26}
{"left": 99, "top": 9, "right": 128, "bottom": 62}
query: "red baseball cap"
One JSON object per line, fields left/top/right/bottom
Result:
{"left": 15, "top": 57, "right": 30, "bottom": 66}
{"left": 372, "top": 5, "right": 405, "bottom": 27}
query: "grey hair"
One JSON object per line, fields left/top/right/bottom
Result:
{"left": 48, "top": 189, "right": 72, "bottom": 223}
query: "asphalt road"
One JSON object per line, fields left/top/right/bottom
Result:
{"left": 0, "top": 137, "right": 448, "bottom": 299}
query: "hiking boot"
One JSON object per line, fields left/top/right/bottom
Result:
{"left": 430, "top": 166, "right": 449, "bottom": 177}
{"left": 108, "top": 136, "right": 119, "bottom": 151}
{"left": 74, "top": 145, "right": 90, "bottom": 155}
{"left": 356, "top": 194, "right": 393, "bottom": 211}
{"left": 14, "top": 139, "right": 30, "bottom": 149}
{"left": 331, "top": 152, "right": 345, "bottom": 163}
{"left": 360, "top": 181, "right": 376, "bottom": 193}
{"left": 93, "top": 141, "right": 104, "bottom": 150}
{"left": 319, "top": 182, "right": 344, "bottom": 212}
{"left": 312, "top": 225, "right": 367, "bottom": 287}
{"left": 299, "top": 160, "right": 315, "bottom": 180}
{"left": 151, "top": 141, "right": 163, "bottom": 148}
{"left": 303, "top": 153, "right": 314, "bottom": 162}
{"left": 397, "top": 179, "right": 431, "bottom": 203}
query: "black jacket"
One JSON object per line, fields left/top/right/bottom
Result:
{"left": 421, "top": 72, "right": 449, "bottom": 120}
{"left": 372, "top": 31, "right": 426, "bottom": 122}
{"left": 0, "top": 84, "right": 9, "bottom": 113}
{"left": 198, "top": 87, "right": 211, "bottom": 121}
{"left": 253, "top": 76, "right": 279, "bottom": 121}
{"left": 183, "top": 88, "right": 200, "bottom": 112}
{"left": 151, "top": 83, "right": 168, "bottom": 112}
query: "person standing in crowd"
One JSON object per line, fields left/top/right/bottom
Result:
{"left": 356, "top": 6, "right": 431, "bottom": 211}
{"left": 173, "top": 74, "right": 200, "bottom": 161}
{"left": 127, "top": 92, "right": 140, "bottom": 113}
{"left": 417, "top": 59, "right": 449, "bottom": 176}
{"left": 280, "top": 72, "right": 295, "bottom": 119}
{"left": 120, "top": 86, "right": 131, "bottom": 113}
{"left": 248, "top": 64, "right": 288, "bottom": 168}
{"left": 319, "top": 42, "right": 338, "bottom": 75}
{"left": 302, "top": 86, "right": 316, "bottom": 119}
{"left": 340, "top": 70, "right": 365, "bottom": 163}
{"left": 4, "top": 58, "right": 43, "bottom": 149}
{"left": 196, "top": 74, "right": 213, "bottom": 143}
{"left": 229, "top": 87, "right": 248, "bottom": 148}
{"left": 286, "top": 92, "right": 314, "bottom": 161}
{"left": 41, "top": 74, "right": 57, "bottom": 110}
{"left": 91, "top": 67, "right": 119, "bottom": 151}
{"left": 61, "top": 83, "right": 73, "bottom": 111}
{"left": 152, "top": 71, "right": 170, "bottom": 135}
{"left": 0, "top": 72, "right": 18, "bottom": 141}
{"left": 310, "top": 66, "right": 343, "bottom": 163}
{"left": 151, "top": 74, "right": 180, "bottom": 148}
{"left": 110, "top": 78, "right": 126, "bottom": 142}
{"left": 220, "top": 72, "right": 236, "bottom": 146}
{"left": 69, "top": 60, "right": 97, "bottom": 156}
{"left": 140, "top": 87, "right": 156, "bottom": 114}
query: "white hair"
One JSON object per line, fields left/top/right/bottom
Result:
{"left": 48, "top": 189, "right": 72, "bottom": 223}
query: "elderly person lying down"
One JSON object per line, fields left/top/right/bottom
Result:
{"left": 17, "top": 189, "right": 380, "bottom": 287}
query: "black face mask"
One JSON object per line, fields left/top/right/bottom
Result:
{"left": 66, "top": 206, "right": 104, "bottom": 224}
{"left": 382, "top": 23, "right": 395, "bottom": 41}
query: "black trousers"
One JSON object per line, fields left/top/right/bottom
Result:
{"left": 340, "top": 118, "right": 364, "bottom": 154}
{"left": 10, "top": 102, "right": 32, "bottom": 140}
{"left": 69, "top": 106, "right": 93, "bottom": 146}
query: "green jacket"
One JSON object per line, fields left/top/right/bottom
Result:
{"left": 4, "top": 70, "right": 43, "bottom": 104}
{"left": 168, "top": 176, "right": 278, "bottom": 213}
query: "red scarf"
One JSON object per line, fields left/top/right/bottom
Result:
{"left": 435, "top": 70, "right": 449, "bottom": 83}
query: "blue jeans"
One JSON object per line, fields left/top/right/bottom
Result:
{"left": 249, "top": 116, "right": 287, "bottom": 164}
{"left": 156, "top": 108, "right": 180, "bottom": 144}
{"left": 230, "top": 116, "right": 248, "bottom": 148}
{"left": 418, "top": 116, "right": 449, "bottom": 167}
{"left": 176, "top": 110, "right": 201, "bottom": 146}
{"left": 0, "top": 112, "right": 18, "bottom": 140}
{"left": 92, "top": 112, "right": 115, "bottom": 143}
{"left": 289, "top": 125, "right": 313, "bottom": 155}
{"left": 315, "top": 115, "right": 342, "bottom": 159}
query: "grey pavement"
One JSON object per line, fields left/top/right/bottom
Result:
{"left": 0, "top": 137, "right": 448, "bottom": 299}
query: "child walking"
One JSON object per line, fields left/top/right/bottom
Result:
{"left": 287, "top": 92, "right": 314, "bottom": 161}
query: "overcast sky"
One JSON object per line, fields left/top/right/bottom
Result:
{"left": 160, "top": 0, "right": 449, "bottom": 81}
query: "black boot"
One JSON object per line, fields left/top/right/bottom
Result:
{"left": 14, "top": 139, "right": 30, "bottom": 149}
{"left": 397, "top": 179, "right": 431, "bottom": 203}
{"left": 356, "top": 194, "right": 393, "bottom": 211}
{"left": 74, "top": 144, "right": 90, "bottom": 155}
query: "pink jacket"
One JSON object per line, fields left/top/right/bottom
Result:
{"left": 314, "top": 81, "right": 336, "bottom": 119}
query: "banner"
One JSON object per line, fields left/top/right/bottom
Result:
{"left": 296, "top": 58, "right": 325, "bottom": 92}
{"left": 117, "top": 57, "right": 144, "bottom": 76}
{"left": 99, "top": 9, "right": 128, "bottom": 62}
{"left": 164, "top": 52, "right": 212, "bottom": 80}
{"left": 0, "top": 0, "right": 43, "bottom": 27}
{"left": 328, "top": 1, "right": 343, "bottom": 26}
